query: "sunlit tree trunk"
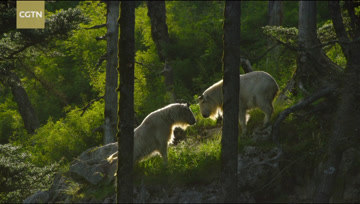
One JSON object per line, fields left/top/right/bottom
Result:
{"left": 147, "top": 1, "right": 176, "bottom": 102}
{"left": 315, "top": 1, "right": 360, "bottom": 202}
{"left": 116, "top": 1, "right": 135, "bottom": 203}
{"left": 104, "top": 1, "right": 119, "bottom": 144}
{"left": 221, "top": 1, "right": 240, "bottom": 202}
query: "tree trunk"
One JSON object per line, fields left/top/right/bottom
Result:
{"left": 7, "top": 72, "right": 40, "bottom": 134}
{"left": 147, "top": 1, "right": 176, "bottom": 102}
{"left": 295, "top": 1, "right": 341, "bottom": 94}
{"left": 266, "top": 0, "right": 283, "bottom": 71}
{"left": 221, "top": 1, "right": 240, "bottom": 202}
{"left": 268, "top": 0, "right": 283, "bottom": 26}
{"left": 116, "top": 1, "right": 135, "bottom": 203}
{"left": 104, "top": 1, "right": 119, "bottom": 145}
{"left": 315, "top": 1, "right": 360, "bottom": 202}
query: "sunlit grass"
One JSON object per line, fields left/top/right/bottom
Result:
{"left": 134, "top": 132, "right": 221, "bottom": 186}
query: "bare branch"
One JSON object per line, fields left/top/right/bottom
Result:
{"left": 272, "top": 85, "right": 336, "bottom": 144}
{"left": 250, "top": 44, "right": 278, "bottom": 62}
{"left": 79, "top": 95, "right": 104, "bottom": 116}
{"left": 83, "top": 24, "right": 106, "bottom": 30}
{"left": 328, "top": 1, "right": 350, "bottom": 45}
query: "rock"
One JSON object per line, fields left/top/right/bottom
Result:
{"left": 238, "top": 145, "right": 282, "bottom": 199}
{"left": 333, "top": 147, "right": 360, "bottom": 202}
{"left": 177, "top": 189, "right": 202, "bottom": 203}
{"left": 239, "top": 191, "right": 256, "bottom": 203}
{"left": 69, "top": 142, "right": 118, "bottom": 185}
{"left": 343, "top": 172, "right": 360, "bottom": 202}
{"left": 134, "top": 181, "right": 151, "bottom": 203}
{"left": 103, "top": 194, "right": 116, "bottom": 203}
{"left": 23, "top": 190, "right": 49, "bottom": 204}
{"left": 48, "top": 174, "right": 70, "bottom": 202}
{"left": 251, "top": 126, "right": 272, "bottom": 142}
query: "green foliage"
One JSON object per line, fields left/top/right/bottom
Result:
{"left": 241, "top": 1, "right": 268, "bottom": 57}
{"left": 166, "top": 1, "right": 225, "bottom": 99}
{"left": 262, "top": 26, "right": 298, "bottom": 47}
{"left": 135, "top": 132, "right": 221, "bottom": 185}
{"left": 21, "top": 101, "right": 104, "bottom": 165}
{"left": 0, "top": 97, "right": 26, "bottom": 144}
{"left": 0, "top": 144, "right": 59, "bottom": 203}
{"left": 186, "top": 102, "right": 217, "bottom": 136}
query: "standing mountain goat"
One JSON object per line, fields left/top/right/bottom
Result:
{"left": 133, "top": 103, "right": 196, "bottom": 164}
{"left": 198, "top": 71, "right": 279, "bottom": 134}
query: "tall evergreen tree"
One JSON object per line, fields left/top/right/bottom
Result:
{"left": 221, "top": 1, "right": 241, "bottom": 202}
{"left": 315, "top": 0, "right": 360, "bottom": 202}
{"left": 147, "top": 1, "right": 176, "bottom": 102}
{"left": 266, "top": 0, "right": 283, "bottom": 71}
{"left": 116, "top": 1, "right": 135, "bottom": 203}
{"left": 0, "top": 5, "right": 86, "bottom": 134}
{"left": 104, "top": 1, "right": 119, "bottom": 144}
{"left": 296, "top": 1, "right": 341, "bottom": 93}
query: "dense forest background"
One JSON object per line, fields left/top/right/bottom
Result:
{"left": 0, "top": 1, "right": 359, "bottom": 203}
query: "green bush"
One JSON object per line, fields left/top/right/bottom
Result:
{"left": 0, "top": 144, "right": 58, "bottom": 203}
{"left": 0, "top": 97, "right": 27, "bottom": 144}
{"left": 23, "top": 101, "right": 104, "bottom": 165}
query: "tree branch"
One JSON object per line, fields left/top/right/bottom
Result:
{"left": 83, "top": 24, "right": 106, "bottom": 30}
{"left": 250, "top": 44, "right": 279, "bottom": 62}
{"left": 2, "top": 42, "right": 36, "bottom": 60}
{"left": 329, "top": 1, "right": 351, "bottom": 56}
{"left": 272, "top": 86, "right": 336, "bottom": 144}
{"left": 78, "top": 95, "right": 104, "bottom": 116}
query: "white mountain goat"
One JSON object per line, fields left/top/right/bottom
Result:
{"left": 133, "top": 103, "right": 196, "bottom": 164}
{"left": 108, "top": 103, "right": 196, "bottom": 165}
{"left": 198, "top": 71, "right": 279, "bottom": 134}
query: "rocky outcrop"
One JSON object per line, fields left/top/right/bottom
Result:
{"left": 23, "top": 191, "right": 49, "bottom": 204}
{"left": 238, "top": 145, "right": 282, "bottom": 201}
{"left": 68, "top": 142, "right": 118, "bottom": 185}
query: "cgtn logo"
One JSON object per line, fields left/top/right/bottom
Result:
{"left": 16, "top": 1, "right": 45, "bottom": 29}
{"left": 19, "top": 11, "right": 43, "bottom": 18}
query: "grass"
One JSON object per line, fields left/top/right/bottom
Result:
{"left": 134, "top": 132, "right": 222, "bottom": 186}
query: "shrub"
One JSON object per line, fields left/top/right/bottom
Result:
{"left": 24, "top": 101, "right": 104, "bottom": 165}
{"left": 0, "top": 144, "right": 58, "bottom": 203}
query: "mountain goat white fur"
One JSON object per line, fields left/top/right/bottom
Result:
{"left": 133, "top": 103, "right": 196, "bottom": 164}
{"left": 107, "top": 103, "right": 196, "bottom": 166}
{"left": 198, "top": 71, "right": 279, "bottom": 134}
